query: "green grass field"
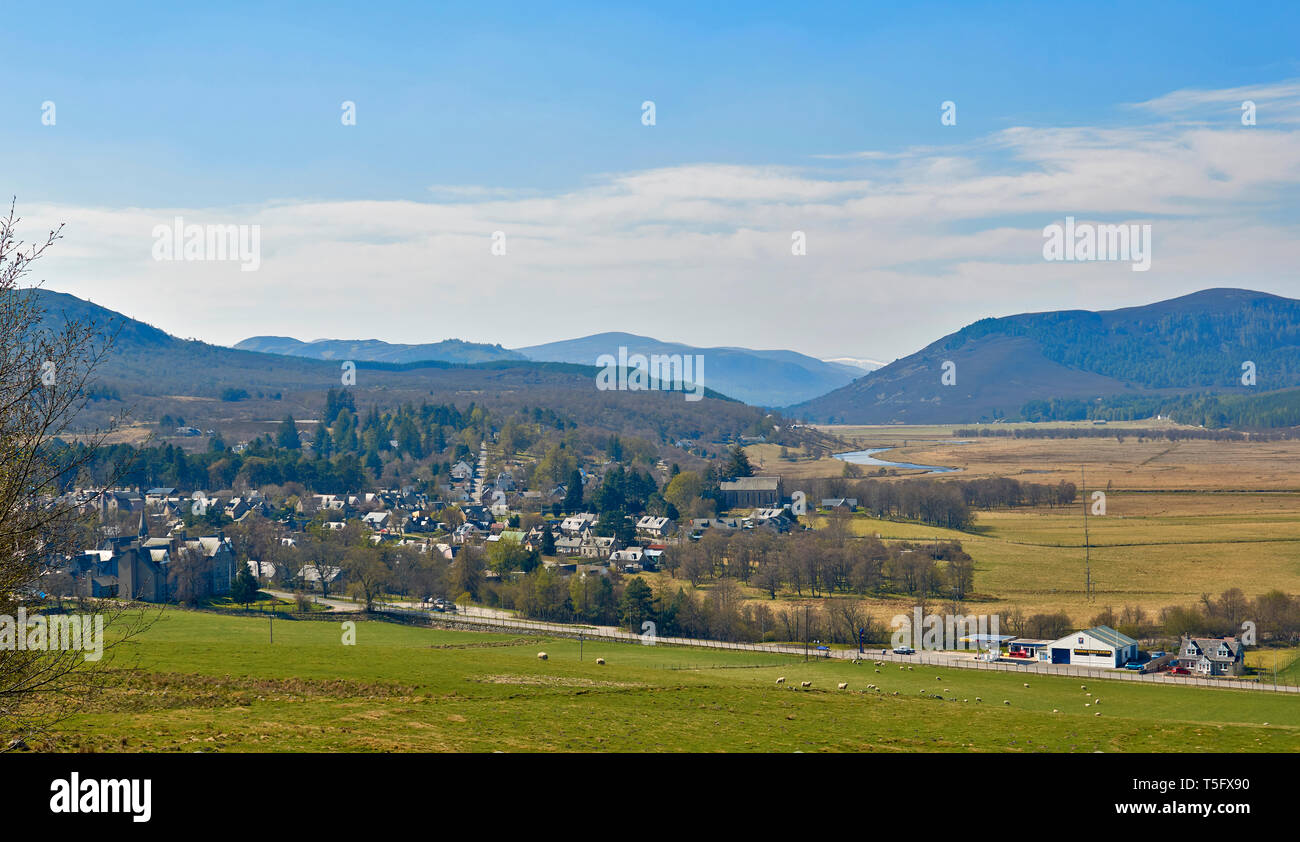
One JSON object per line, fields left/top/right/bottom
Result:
{"left": 38, "top": 609, "right": 1300, "bottom": 753}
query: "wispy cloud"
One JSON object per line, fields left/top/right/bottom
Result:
{"left": 25, "top": 80, "right": 1300, "bottom": 359}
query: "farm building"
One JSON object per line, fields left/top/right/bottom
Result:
{"left": 1044, "top": 625, "right": 1139, "bottom": 668}
{"left": 1006, "top": 638, "right": 1052, "bottom": 660}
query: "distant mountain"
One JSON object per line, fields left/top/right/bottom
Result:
{"left": 235, "top": 335, "right": 525, "bottom": 365}
{"left": 27, "top": 289, "right": 768, "bottom": 443}
{"left": 789, "top": 288, "right": 1300, "bottom": 425}
{"left": 516, "top": 332, "right": 860, "bottom": 406}
{"left": 821, "top": 356, "right": 885, "bottom": 373}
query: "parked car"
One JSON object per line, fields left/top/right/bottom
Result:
{"left": 892, "top": 646, "right": 916, "bottom": 655}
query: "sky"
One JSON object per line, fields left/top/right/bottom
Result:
{"left": 3, "top": 1, "right": 1300, "bottom": 362}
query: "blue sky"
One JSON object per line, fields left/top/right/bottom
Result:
{"left": 3, "top": 1, "right": 1300, "bottom": 358}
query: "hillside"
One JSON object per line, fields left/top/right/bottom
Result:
{"left": 235, "top": 335, "right": 526, "bottom": 365}
{"left": 517, "top": 331, "right": 860, "bottom": 407}
{"left": 789, "top": 289, "right": 1300, "bottom": 425}
{"left": 30, "top": 289, "right": 771, "bottom": 445}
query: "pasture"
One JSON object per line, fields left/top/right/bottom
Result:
{"left": 37, "top": 609, "right": 1300, "bottom": 753}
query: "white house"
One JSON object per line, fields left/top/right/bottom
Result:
{"left": 1044, "top": 625, "right": 1139, "bottom": 668}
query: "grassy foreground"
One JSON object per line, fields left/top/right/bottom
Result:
{"left": 33, "top": 609, "right": 1300, "bottom": 753}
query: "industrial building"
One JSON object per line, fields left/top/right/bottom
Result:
{"left": 1044, "top": 625, "right": 1139, "bottom": 668}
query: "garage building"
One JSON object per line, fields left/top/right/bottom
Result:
{"left": 1045, "top": 625, "right": 1139, "bottom": 668}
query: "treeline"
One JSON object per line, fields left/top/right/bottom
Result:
{"left": 796, "top": 475, "right": 1078, "bottom": 530}
{"left": 955, "top": 424, "right": 1287, "bottom": 442}
{"left": 1018, "top": 389, "right": 1300, "bottom": 432}
{"left": 664, "top": 527, "right": 976, "bottom": 600}
{"left": 1076, "top": 589, "right": 1300, "bottom": 645}
{"left": 490, "top": 573, "right": 897, "bottom": 646}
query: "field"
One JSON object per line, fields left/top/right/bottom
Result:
{"left": 37, "top": 610, "right": 1300, "bottom": 753}
{"left": 735, "top": 424, "right": 1300, "bottom": 622}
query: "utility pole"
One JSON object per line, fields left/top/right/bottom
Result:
{"left": 1082, "top": 467, "right": 1093, "bottom": 602}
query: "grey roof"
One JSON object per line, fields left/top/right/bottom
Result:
{"left": 1088, "top": 625, "right": 1138, "bottom": 648}
{"left": 720, "top": 476, "right": 781, "bottom": 491}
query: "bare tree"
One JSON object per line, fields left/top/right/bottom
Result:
{"left": 0, "top": 202, "right": 147, "bottom": 748}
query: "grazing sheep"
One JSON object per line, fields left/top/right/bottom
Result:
{"left": 1080, "top": 684, "right": 1087, "bottom": 690}
{"left": 975, "top": 697, "right": 982, "bottom": 702}
{"left": 1003, "top": 700, "right": 1011, "bottom": 705}
{"left": 801, "top": 681, "right": 812, "bottom": 688}
{"left": 1086, "top": 692, "right": 1092, "bottom": 696}
{"left": 1023, "top": 683, "right": 1030, "bottom": 688}
{"left": 537, "top": 652, "right": 548, "bottom": 660}
{"left": 1052, "top": 709, "right": 1059, "bottom": 713}
{"left": 1095, "top": 711, "right": 1102, "bottom": 717}
{"left": 1085, "top": 703, "right": 1091, "bottom": 707}
{"left": 837, "top": 682, "right": 848, "bottom": 690}
{"left": 595, "top": 658, "right": 605, "bottom": 665}
{"left": 776, "top": 676, "right": 786, "bottom": 684}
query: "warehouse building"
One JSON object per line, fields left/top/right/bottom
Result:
{"left": 1045, "top": 625, "right": 1139, "bottom": 668}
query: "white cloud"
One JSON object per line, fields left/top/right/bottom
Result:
{"left": 23, "top": 80, "right": 1300, "bottom": 360}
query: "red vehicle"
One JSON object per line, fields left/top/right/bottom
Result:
{"left": 1170, "top": 666, "right": 1191, "bottom": 676}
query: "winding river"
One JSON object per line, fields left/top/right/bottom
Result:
{"left": 833, "top": 442, "right": 966, "bottom": 474}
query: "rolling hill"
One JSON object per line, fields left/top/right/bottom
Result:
{"left": 516, "top": 332, "right": 861, "bottom": 406}
{"left": 28, "top": 289, "right": 771, "bottom": 444}
{"left": 235, "top": 336, "right": 526, "bottom": 365}
{"left": 788, "top": 288, "right": 1300, "bottom": 425}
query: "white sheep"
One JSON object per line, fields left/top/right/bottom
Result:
{"left": 776, "top": 676, "right": 786, "bottom": 684}
{"left": 595, "top": 658, "right": 605, "bottom": 665}
{"left": 1023, "top": 683, "right": 1030, "bottom": 688}
{"left": 537, "top": 652, "right": 548, "bottom": 660}
{"left": 1003, "top": 699, "right": 1011, "bottom": 705}
{"left": 837, "top": 682, "right": 848, "bottom": 690}
{"left": 801, "top": 681, "right": 812, "bottom": 688}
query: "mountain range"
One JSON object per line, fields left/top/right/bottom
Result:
{"left": 33, "top": 286, "right": 1300, "bottom": 430}
{"left": 788, "top": 288, "right": 1300, "bottom": 424}
{"left": 236, "top": 330, "right": 865, "bottom": 407}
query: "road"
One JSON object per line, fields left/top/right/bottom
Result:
{"left": 260, "top": 589, "right": 1297, "bottom": 693}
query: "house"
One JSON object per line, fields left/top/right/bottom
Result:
{"left": 820, "top": 498, "right": 859, "bottom": 512}
{"left": 555, "top": 536, "right": 584, "bottom": 556}
{"left": 720, "top": 476, "right": 783, "bottom": 508}
{"left": 610, "top": 546, "right": 644, "bottom": 564}
{"left": 1044, "top": 625, "right": 1139, "bottom": 668}
{"left": 635, "top": 515, "right": 674, "bottom": 537}
{"left": 560, "top": 513, "right": 597, "bottom": 536}
{"left": 450, "top": 461, "right": 474, "bottom": 481}
{"left": 362, "top": 511, "right": 392, "bottom": 530}
{"left": 85, "top": 517, "right": 238, "bottom": 603}
{"left": 579, "top": 535, "right": 615, "bottom": 558}
{"left": 1175, "top": 635, "right": 1245, "bottom": 676}
{"left": 299, "top": 564, "right": 342, "bottom": 590}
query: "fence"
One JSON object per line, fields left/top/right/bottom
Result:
{"left": 374, "top": 602, "right": 1300, "bottom": 693}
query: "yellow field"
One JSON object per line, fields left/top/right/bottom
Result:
{"left": 733, "top": 423, "right": 1300, "bottom": 623}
